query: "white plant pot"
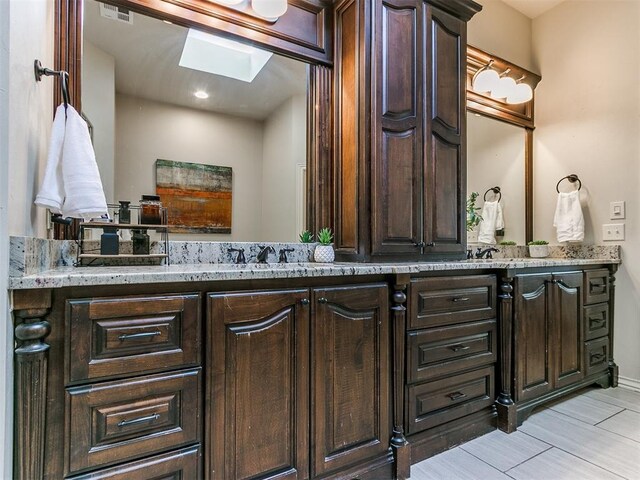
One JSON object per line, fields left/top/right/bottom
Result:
{"left": 314, "top": 244, "right": 335, "bottom": 263}
{"left": 528, "top": 245, "right": 549, "bottom": 258}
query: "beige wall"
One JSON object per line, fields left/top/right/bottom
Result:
{"left": 83, "top": 41, "right": 116, "bottom": 203}
{"left": 261, "top": 95, "right": 307, "bottom": 241}
{"left": 532, "top": 0, "right": 640, "bottom": 385}
{"left": 115, "top": 94, "right": 265, "bottom": 241}
{"left": 468, "top": 0, "right": 533, "bottom": 70}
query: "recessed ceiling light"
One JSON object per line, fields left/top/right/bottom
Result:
{"left": 179, "top": 29, "right": 273, "bottom": 83}
{"left": 194, "top": 91, "right": 209, "bottom": 99}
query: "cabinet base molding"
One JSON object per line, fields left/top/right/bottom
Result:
{"left": 495, "top": 401, "right": 517, "bottom": 433}
{"left": 513, "top": 373, "right": 611, "bottom": 427}
{"left": 319, "top": 451, "right": 395, "bottom": 480}
{"left": 409, "top": 409, "right": 496, "bottom": 465}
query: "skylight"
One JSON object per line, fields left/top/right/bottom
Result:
{"left": 179, "top": 29, "right": 273, "bottom": 83}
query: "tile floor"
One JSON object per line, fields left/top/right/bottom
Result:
{"left": 411, "top": 386, "right": 640, "bottom": 479}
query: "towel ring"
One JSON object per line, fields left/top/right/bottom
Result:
{"left": 34, "top": 59, "right": 69, "bottom": 111}
{"left": 556, "top": 174, "right": 581, "bottom": 193}
{"left": 483, "top": 186, "right": 501, "bottom": 202}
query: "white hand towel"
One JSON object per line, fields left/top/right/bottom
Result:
{"left": 34, "top": 104, "right": 66, "bottom": 213}
{"left": 35, "top": 104, "right": 108, "bottom": 220}
{"left": 553, "top": 190, "right": 584, "bottom": 242}
{"left": 478, "top": 200, "right": 504, "bottom": 245}
{"left": 60, "top": 105, "right": 108, "bottom": 219}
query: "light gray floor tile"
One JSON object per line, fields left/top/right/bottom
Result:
{"left": 520, "top": 408, "right": 640, "bottom": 479}
{"left": 459, "top": 430, "right": 550, "bottom": 472}
{"left": 584, "top": 386, "right": 640, "bottom": 413}
{"left": 506, "top": 447, "right": 624, "bottom": 480}
{"left": 598, "top": 409, "right": 640, "bottom": 442}
{"left": 548, "top": 392, "right": 624, "bottom": 425}
{"left": 411, "top": 447, "right": 512, "bottom": 480}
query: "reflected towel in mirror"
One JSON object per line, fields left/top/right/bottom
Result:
{"left": 478, "top": 200, "right": 504, "bottom": 245}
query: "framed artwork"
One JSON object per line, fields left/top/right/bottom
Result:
{"left": 156, "top": 159, "right": 232, "bottom": 233}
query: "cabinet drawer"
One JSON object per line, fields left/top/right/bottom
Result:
{"left": 68, "top": 446, "right": 200, "bottom": 479}
{"left": 407, "top": 320, "right": 496, "bottom": 384}
{"left": 407, "top": 366, "right": 494, "bottom": 434}
{"left": 584, "top": 303, "right": 609, "bottom": 341}
{"left": 584, "top": 269, "right": 609, "bottom": 305}
{"left": 585, "top": 337, "right": 609, "bottom": 377}
{"left": 67, "top": 294, "right": 201, "bottom": 383}
{"left": 409, "top": 276, "right": 496, "bottom": 329}
{"left": 66, "top": 369, "right": 201, "bottom": 475}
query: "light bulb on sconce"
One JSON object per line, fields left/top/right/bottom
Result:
{"left": 472, "top": 60, "right": 500, "bottom": 93}
{"left": 207, "top": 0, "right": 288, "bottom": 21}
{"left": 490, "top": 75, "right": 517, "bottom": 100}
{"left": 506, "top": 81, "right": 533, "bottom": 104}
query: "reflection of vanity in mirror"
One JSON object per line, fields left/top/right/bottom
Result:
{"left": 466, "top": 45, "right": 541, "bottom": 244}
{"left": 82, "top": 0, "right": 309, "bottom": 242}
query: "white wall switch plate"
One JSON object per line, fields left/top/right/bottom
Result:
{"left": 609, "top": 201, "right": 625, "bottom": 220}
{"left": 602, "top": 223, "right": 625, "bottom": 241}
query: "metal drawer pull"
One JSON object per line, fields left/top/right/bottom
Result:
{"left": 449, "top": 344, "right": 470, "bottom": 352}
{"left": 589, "top": 317, "right": 606, "bottom": 327}
{"left": 117, "top": 413, "right": 160, "bottom": 427}
{"left": 447, "top": 391, "right": 467, "bottom": 401}
{"left": 589, "top": 279, "right": 606, "bottom": 294}
{"left": 118, "top": 331, "right": 162, "bottom": 341}
{"left": 451, "top": 297, "right": 470, "bottom": 303}
{"left": 590, "top": 353, "right": 606, "bottom": 363}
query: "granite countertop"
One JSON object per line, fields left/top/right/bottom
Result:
{"left": 8, "top": 257, "right": 620, "bottom": 290}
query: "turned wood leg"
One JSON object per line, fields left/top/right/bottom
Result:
{"left": 608, "top": 267, "right": 619, "bottom": 387}
{"left": 496, "top": 276, "right": 517, "bottom": 433}
{"left": 13, "top": 308, "right": 51, "bottom": 480}
{"left": 391, "top": 275, "right": 410, "bottom": 479}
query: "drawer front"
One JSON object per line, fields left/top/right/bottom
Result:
{"left": 66, "top": 369, "right": 201, "bottom": 475}
{"left": 407, "top": 366, "right": 494, "bottom": 434}
{"left": 585, "top": 337, "right": 609, "bottom": 377}
{"left": 409, "top": 275, "right": 496, "bottom": 329}
{"left": 68, "top": 446, "right": 200, "bottom": 479}
{"left": 584, "top": 303, "right": 609, "bottom": 341}
{"left": 68, "top": 294, "right": 201, "bottom": 383}
{"left": 584, "top": 269, "right": 609, "bottom": 305}
{"left": 407, "top": 320, "right": 497, "bottom": 384}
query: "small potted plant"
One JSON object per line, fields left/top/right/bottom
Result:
{"left": 299, "top": 230, "right": 314, "bottom": 243}
{"left": 499, "top": 240, "right": 516, "bottom": 246}
{"left": 466, "top": 192, "right": 483, "bottom": 232}
{"left": 314, "top": 227, "right": 334, "bottom": 263}
{"left": 528, "top": 240, "right": 549, "bottom": 258}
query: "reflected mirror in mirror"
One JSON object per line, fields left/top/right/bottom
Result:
{"left": 82, "top": 0, "right": 308, "bottom": 241}
{"left": 467, "top": 112, "right": 525, "bottom": 245}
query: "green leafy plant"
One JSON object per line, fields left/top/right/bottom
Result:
{"left": 317, "top": 227, "right": 334, "bottom": 246}
{"left": 528, "top": 240, "right": 549, "bottom": 246}
{"left": 466, "top": 192, "right": 483, "bottom": 232}
{"left": 499, "top": 240, "right": 517, "bottom": 246}
{"left": 299, "top": 230, "right": 314, "bottom": 243}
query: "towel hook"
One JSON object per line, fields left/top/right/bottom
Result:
{"left": 483, "top": 186, "right": 501, "bottom": 202}
{"left": 34, "top": 59, "right": 69, "bottom": 111}
{"left": 556, "top": 174, "right": 581, "bottom": 193}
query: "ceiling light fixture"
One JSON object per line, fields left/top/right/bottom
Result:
{"left": 208, "top": 0, "right": 287, "bottom": 22}
{"left": 194, "top": 91, "right": 209, "bottom": 99}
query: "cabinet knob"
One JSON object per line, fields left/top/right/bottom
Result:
{"left": 318, "top": 297, "right": 328, "bottom": 304}
{"left": 300, "top": 298, "right": 310, "bottom": 306}
{"left": 414, "top": 241, "right": 425, "bottom": 248}
{"left": 425, "top": 242, "right": 435, "bottom": 247}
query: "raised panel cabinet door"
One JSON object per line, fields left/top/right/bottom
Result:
{"left": 552, "top": 272, "right": 584, "bottom": 389}
{"left": 207, "top": 289, "right": 310, "bottom": 480}
{"left": 371, "top": 0, "right": 423, "bottom": 254}
{"left": 311, "top": 284, "right": 390, "bottom": 476}
{"left": 423, "top": 5, "right": 466, "bottom": 254}
{"left": 514, "top": 274, "right": 553, "bottom": 402}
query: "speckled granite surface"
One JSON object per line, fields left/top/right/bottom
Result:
{"left": 8, "top": 236, "right": 620, "bottom": 290}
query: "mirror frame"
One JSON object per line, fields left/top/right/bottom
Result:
{"left": 53, "top": 0, "right": 334, "bottom": 236}
{"left": 466, "top": 45, "right": 541, "bottom": 243}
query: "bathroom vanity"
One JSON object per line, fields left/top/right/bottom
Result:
{"left": 10, "top": 247, "right": 619, "bottom": 479}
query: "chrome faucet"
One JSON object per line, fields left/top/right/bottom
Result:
{"left": 475, "top": 247, "right": 499, "bottom": 259}
{"left": 256, "top": 245, "right": 275, "bottom": 263}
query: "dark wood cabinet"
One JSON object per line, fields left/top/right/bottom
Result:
{"left": 208, "top": 289, "right": 310, "bottom": 480}
{"left": 208, "top": 283, "right": 390, "bottom": 479}
{"left": 311, "top": 284, "right": 390, "bottom": 476}
{"left": 334, "top": 0, "right": 480, "bottom": 261}
{"left": 514, "top": 272, "right": 583, "bottom": 402}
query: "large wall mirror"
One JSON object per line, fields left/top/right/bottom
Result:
{"left": 55, "top": 0, "right": 333, "bottom": 242}
{"left": 466, "top": 45, "right": 541, "bottom": 244}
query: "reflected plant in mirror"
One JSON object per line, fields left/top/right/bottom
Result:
{"left": 82, "top": 0, "right": 309, "bottom": 242}
{"left": 466, "top": 192, "right": 482, "bottom": 232}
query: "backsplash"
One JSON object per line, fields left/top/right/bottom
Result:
{"left": 10, "top": 236, "right": 620, "bottom": 278}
